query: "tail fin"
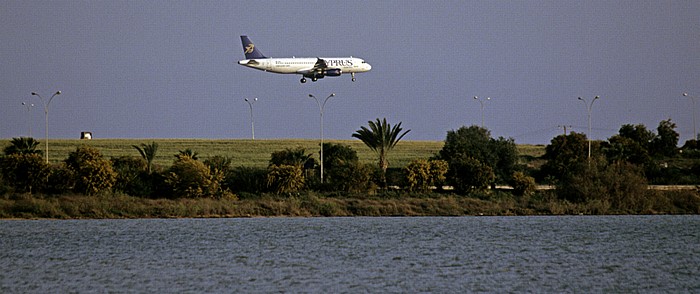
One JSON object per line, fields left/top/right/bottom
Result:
{"left": 240, "top": 35, "right": 267, "bottom": 59}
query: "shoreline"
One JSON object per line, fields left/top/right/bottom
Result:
{"left": 2, "top": 190, "right": 698, "bottom": 219}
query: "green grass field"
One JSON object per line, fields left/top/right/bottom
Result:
{"left": 0, "top": 138, "right": 546, "bottom": 169}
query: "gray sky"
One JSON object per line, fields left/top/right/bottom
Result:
{"left": 2, "top": 0, "right": 698, "bottom": 144}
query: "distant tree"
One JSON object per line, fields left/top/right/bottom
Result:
{"left": 3, "top": 137, "right": 42, "bottom": 156}
{"left": 132, "top": 142, "right": 158, "bottom": 174}
{"left": 603, "top": 135, "right": 651, "bottom": 165}
{"left": 618, "top": 124, "right": 655, "bottom": 150}
{"left": 651, "top": 119, "right": 679, "bottom": 157}
{"left": 438, "top": 125, "right": 518, "bottom": 184}
{"left": 540, "top": 132, "right": 590, "bottom": 180}
{"left": 352, "top": 118, "right": 410, "bottom": 186}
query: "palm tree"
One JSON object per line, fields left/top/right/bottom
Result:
{"left": 175, "top": 148, "right": 199, "bottom": 161}
{"left": 3, "top": 137, "right": 42, "bottom": 156}
{"left": 352, "top": 118, "right": 410, "bottom": 185}
{"left": 132, "top": 142, "right": 159, "bottom": 174}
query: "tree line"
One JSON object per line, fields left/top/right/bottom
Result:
{"left": 1, "top": 118, "right": 699, "bottom": 213}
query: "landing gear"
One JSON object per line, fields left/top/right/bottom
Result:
{"left": 351, "top": 72, "right": 356, "bottom": 82}
{"left": 300, "top": 78, "right": 307, "bottom": 83}
{"left": 311, "top": 77, "right": 318, "bottom": 82}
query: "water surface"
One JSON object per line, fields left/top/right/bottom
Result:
{"left": 1, "top": 216, "right": 698, "bottom": 292}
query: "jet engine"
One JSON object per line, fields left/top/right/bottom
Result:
{"left": 323, "top": 69, "right": 342, "bottom": 76}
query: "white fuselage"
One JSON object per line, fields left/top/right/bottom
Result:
{"left": 238, "top": 57, "right": 371, "bottom": 74}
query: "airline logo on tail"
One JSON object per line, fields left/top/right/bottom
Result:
{"left": 244, "top": 44, "right": 255, "bottom": 54}
{"left": 237, "top": 35, "right": 371, "bottom": 83}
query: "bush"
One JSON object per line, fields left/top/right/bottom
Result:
{"left": 557, "top": 159, "right": 648, "bottom": 212}
{"left": 267, "top": 164, "right": 305, "bottom": 194}
{"left": 165, "top": 158, "right": 224, "bottom": 198}
{"left": 65, "top": 146, "right": 117, "bottom": 195}
{"left": 510, "top": 171, "right": 536, "bottom": 198}
{"left": 45, "top": 163, "right": 75, "bottom": 195}
{"left": 0, "top": 154, "right": 51, "bottom": 193}
{"left": 447, "top": 156, "right": 494, "bottom": 194}
{"left": 404, "top": 159, "right": 448, "bottom": 192}
{"left": 325, "top": 162, "right": 376, "bottom": 193}
{"left": 225, "top": 166, "right": 268, "bottom": 194}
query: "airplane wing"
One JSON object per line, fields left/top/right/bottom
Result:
{"left": 296, "top": 58, "right": 327, "bottom": 74}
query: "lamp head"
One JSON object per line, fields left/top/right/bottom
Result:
{"left": 683, "top": 93, "right": 689, "bottom": 97}
{"left": 254, "top": 97, "right": 258, "bottom": 101}
{"left": 473, "top": 96, "right": 478, "bottom": 99}
{"left": 577, "top": 97, "right": 583, "bottom": 100}
{"left": 31, "top": 92, "right": 37, "bottom": 96}
{"left": 55, "top": 91, "right": 61, "bottom": 95}
{"left": 330, "top": 93, "right": 335, "bottom": 97}
{"left": 308, "top": 94, "right": 314, "bottom": 98}
{"left": 594, "top": 96, "right": 599, "bottom": 99}
{"left": 244, "top": 98, "right": 249, "bottom": 102}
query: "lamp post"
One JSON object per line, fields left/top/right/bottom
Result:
{"left": 473, "top": 96, "right": 490, "bottom": 128}
{"left": 244, "top": 97, "right": 258, "bottom": 140}
{"left": 22, "top": 102, "right": 35, "bottom": 137}
{"left": 578, "top": 95, "right": 600, "bottom": 159}
{"left": 308, "top": 93, "right": 335, "bottom": 183}
{"left": 32, "top": 91, "right": 61, "bottom": 163}
{"left": 682, "top": 93, "right": 697, "bottom": 140}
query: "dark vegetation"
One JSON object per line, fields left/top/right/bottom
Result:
{"left": 1, "top": 119, "right": 699, "bottom": 218}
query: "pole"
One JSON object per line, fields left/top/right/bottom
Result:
{"left": 473, "top": 96, "right": 490, "bottom": 128}
{"left": 578, "top": 96, "right": 599, "bottom": 159}
{"left": 32, "top": 91, "right": 61, "bottom": 163}
{"left": 245, "top": 98, "right": 257, "bottom": 140}
{"left": 308, "top": 93, "right": 335, "bottom": 183}
{"left": 683, "top": 93, "right": 697, "bottom": 140}
{"left": 22, "top": 102, "right": 34, "bottom": 137}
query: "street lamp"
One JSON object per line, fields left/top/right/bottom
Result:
{"left": 308, "top": 93, "right": 335, "bottom": 183}
{"left": 473, "top": 96, "right": 490, "bottom": 128}
{"left": 682, "top": 93, "right": 697, "bottom": 140}
{"left": 32, "top": 91, "right": 61, "bottom": 163}
{"left": 22, "top": 102, "right": 35, "bottom": 137}
{"left": 578, "top": 95, "right": 600, "bottom": 159}
{"left": 244, "top": 97, "right": 258, "bottom": 140}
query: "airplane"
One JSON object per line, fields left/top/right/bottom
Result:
{"left": 237, "top": 35, "right": 372, "bottom": 83}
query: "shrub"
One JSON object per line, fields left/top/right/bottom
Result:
{"left": 404, "top": 159, "right": 448, "bottom": 192}
{"left": 326, "top": 162, "right": 376, "bottom": 193}
{"left": 226, "top": 166, "right": 268, "bottom": 194}
{"left": 557, "top": 158, "right": 647, "bottom": 212}
{"left": 0, "top": 153, "right": 50, "bottom": 193}
{"left": 510, "top": 171, "right": 536, "bottom": 198}
{"left": 111, "top": 156, "right": 158, "bottom": 197}
{"left": 65, "top": 146, "right": 117, "bottom": 195}
{"left": 447, "top": 156, "right": 494, "bottom": 194}
{"left": 45, "top": 163, "right": 75, "bottom": 195}
{"left": 165, "top": 158, "right": 224, "bottom": 198}
{"left": 267, "top": 164, "right": 305, "bottom": 194}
